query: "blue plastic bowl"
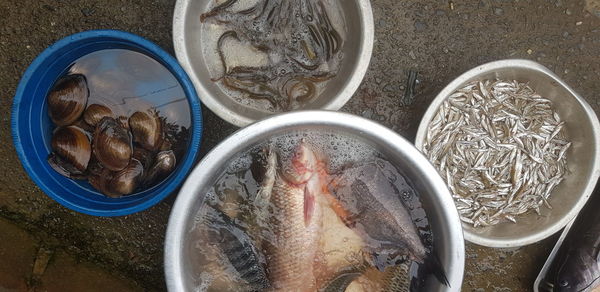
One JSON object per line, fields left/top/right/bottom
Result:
{"left": 11, "top": 30, "right": 203, "bottom": 216}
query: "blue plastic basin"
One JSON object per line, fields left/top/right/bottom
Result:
{"left": 11, "top": 30, "right": 203, "bottom": 216}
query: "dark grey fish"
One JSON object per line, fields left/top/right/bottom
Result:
{"left": 328, "top": 159, "right": 427, "bottom": 266}
{"left": 203, "top": 207, "right": 270, "bottom": 291}
{"left": 547, "top": 184, "right": 600, "bottom": 292}
{"left": 327, "top": 159, "right": 448, "bottom": 286}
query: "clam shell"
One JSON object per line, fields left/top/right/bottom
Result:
{"left": 129, "top": 110, "right": 163, "bottom": 151}
{"left": 49, "top": 125, "right": 92, "bottom": 174}
{"left": 143, "top": 150, "right": 176, "bottom": 187}
{"left": 109, "top": 159, "right": 144, "bottom": 195}
{"left": 47, "top": 74, "right": 89, "bottom": 126}
{"left": 83, "top": 104, "right": 113, "bottom": 127}
{"left": 89, "top": 167, "right": 120, "bottom": 198}
{"left": 93, "top": 117, "right": 132, "bottom": 171}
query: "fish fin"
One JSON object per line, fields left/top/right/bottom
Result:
{"left": 254, "top": 147, "right": 277, "bottom": 207}
{"left": 369, "top": 252, "right": 392, "bottom": 272}
{"left": 322, "top": 272, "right": 361, "bottom": 292}
{"left": 304, "top": 185, "right": 316, "bottom": 227}
{"left": 321, "top": 189, "right": 356, "bottom": 227}
{"left": 423, "top": 251, "right": 449, "bottom": 287}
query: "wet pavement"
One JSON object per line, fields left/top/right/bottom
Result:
{"left": 1, "top": 0, "right": 599, "bottom": 291}
{"left": 0, "top": 217, "right": 142, "bottom": 292}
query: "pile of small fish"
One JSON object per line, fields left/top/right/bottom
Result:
{"left": 423, "top": 80, "right": 571, "bottom": 227}
{"left": 46, "top": 74, "right": 178, "bottom": 197}
{"left": 193, "top": 141, "right": 447, "bottom": 291}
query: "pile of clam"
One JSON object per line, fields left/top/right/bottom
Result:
{"left": 46, "top": 74, "right": 177, "bottom": 197}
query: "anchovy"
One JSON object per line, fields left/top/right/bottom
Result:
{"left": 423, "top": 79, "right": 570, "bottom": 227}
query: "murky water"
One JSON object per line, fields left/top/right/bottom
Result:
{"left": 186, "top": 131, "right": 433, "bottom": 291}
{"left": 200, "top": 0, "right": 348, "bottom": 112}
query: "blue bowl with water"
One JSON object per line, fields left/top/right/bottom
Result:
{"left": 11, "top": 30, "right": 203, "bottom": 216}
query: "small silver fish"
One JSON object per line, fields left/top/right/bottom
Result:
{"left": 423, "top": 79, "right": 570, "bottom": 227}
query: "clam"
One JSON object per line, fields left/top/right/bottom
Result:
{"left": 83, "top": 104, "right": 113, "bottom": 127}
{"left": 143, "top": 150, "right": 176, "bottom": 187}
{"left": 89, "top": 159, "right": 144, "bottom": 197}
{"left": 109, "top": 159, "right": 144, "bottom": 195}
{"left": 129, "top": 110, "right": 162, "bottom": 151}
{"left": 93, "top": 117, "right": 132, "bottom": 171}
{"left": 89, "top": 168, "right": 120, "bottom": 198}
{"left": 47, "top": 74, "right": 89, "bottom": 126}
{"left": 48, "top": 126, "right": 92, "bottom": 178}
{"left": 72, "top": 118, "right": 94, "bottom": 133}
{"left": 133, "top": 147, "right": 154, "bottom": 170}
{"left": 86, "top": 157, "right": 104, "bottom": 176}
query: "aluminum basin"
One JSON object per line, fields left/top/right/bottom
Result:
{"left": 415, "top": 59, "right": 600, "bottom": 248}
{"left": 165, "top": 111, "right": 465, "bottom": 291}
{"left": 173, "top": 0, "right": 374, "bottom": 127}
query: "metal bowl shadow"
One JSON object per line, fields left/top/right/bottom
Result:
{"left": 415, "top": 59, "right": 600, "bottom": 248}
{"left": 173, "top": 0, "right": 374, "bottom": 127}
{"left": 165, "top": 111, "right": 464, "bottom": 291}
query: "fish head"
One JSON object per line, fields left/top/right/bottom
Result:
{"left": 553, "top": 249, "right": 600, "bottom": 292}
{"left": 281, "top": 141, "right": 318, "bottom": 185}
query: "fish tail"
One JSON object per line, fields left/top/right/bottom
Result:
{"left": 423, "top": 251, "right": 449, "bottom": 287}
{"left": 322, "top": 179, "right": 355, "bottom": 226}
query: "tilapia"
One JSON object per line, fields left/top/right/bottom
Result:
{"left": 253, "top": 141, "right": 326, "bottom": 291}
{"left": 327, "top": 159, "right": 448, "bottom": 286}
{"left": 327, "top": 159, "right": 427, "bottom": 266}
{"left": 317, "top": 187, "right": 369, "bottom": 288}
{"left": 197, "top": 206, "right": 270, "bottom": 291}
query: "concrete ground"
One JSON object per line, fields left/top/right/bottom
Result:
{"left": 1, "top": 0, "right": 599, "bottom": 291}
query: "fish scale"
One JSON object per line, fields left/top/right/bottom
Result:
{"left": 254, "top": 144, "right": 323, "bottom": 291}
{"left": 201, "top": 206, "right": 270, "bottom": 291}
{"left": 266, "top": 178, "right": 320, "bottom": 290}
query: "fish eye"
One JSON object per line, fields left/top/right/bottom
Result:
{"left": 559, "top": 279, "right": 569, "bottom": 287}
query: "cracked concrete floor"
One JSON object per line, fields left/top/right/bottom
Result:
{"left": 1, "top": 0, "right": 600, "bottom": 291}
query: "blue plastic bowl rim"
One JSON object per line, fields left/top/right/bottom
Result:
{"left": 11, "top": 29, "right": 203, "bottom": 216}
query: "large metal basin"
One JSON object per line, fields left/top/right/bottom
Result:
{"left": 415, "top": 59, "right": 600, "bottom": 248}
{"left": 165, "top": 111, "right": 464, "bottom": 291}
{"left": 173, "top": 0, "right": 374, "bottom": 127}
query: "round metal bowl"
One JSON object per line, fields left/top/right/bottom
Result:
{"left": 165, "top": 111, "right": 464, "bottom": 291}
{"left": 415, "top": 59, "right": 600, "bottom": 248}
{"left": 173, "top": 0, "right": 374, "bottom": 127}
